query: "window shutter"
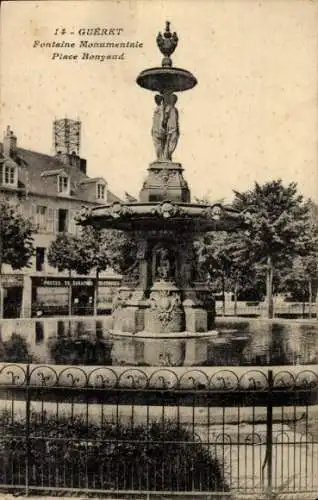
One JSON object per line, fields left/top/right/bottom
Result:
{"left": 42, "top": 207, "right": 48, "bottom": 232}
{"left": 47, "top": 208, "right": 55, "bottom": 233}
{"left": 31, "top": 203, "right": 37, "bottom": 224}
{"left": 68, "top": 209, "right": 76, "bottom": 234}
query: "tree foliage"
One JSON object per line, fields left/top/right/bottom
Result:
{"left": 47, "top": 233, "right": 91, "bottom": 275}
{"left": 0, "top": 198, "right": 36, "bottom": 272}
{"left": 194, "top": 230, "right": 259, "bottom": 308}
{"left": 232, "top": 180, "right": 313, "bottom": 265}
{"left": 280, "top": 255, "right": 317, "bottom": 301}
{"left": 48, "top": 228, "right": 136, "bottom": 277}
{"left": 232, "top": 180, "right": 315, "bottom": 316}
{"left": 279, "top": 200, "right": 318, "bottom": 301}
{"left": 78, "top": 226, "right": 136, "bottom": 276}
{"left": 47, "top": 226, "right": 136, "bottom": 315}
{"left": 194, "top": 181, "right": 317, "bottom": 316}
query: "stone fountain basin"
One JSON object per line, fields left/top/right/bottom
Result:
{"left": 136, "top": 66, "right": 197, "bottom": 92}
{"left": 110, "top": 329, "right": 220, "bottom": 339}
{"left": 79, "top": 201, "right": 243, "bottom": 232}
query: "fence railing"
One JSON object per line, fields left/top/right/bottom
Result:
{"left": 215, "top": 301, "right": 317, "bottom": 319}
{"left": 0, "top": 364, "right": 317, "bottom": 498}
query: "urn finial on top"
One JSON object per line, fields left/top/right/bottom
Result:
{"left": 156, "top": 21, "right": 179, "bottom": 67}
{"left": 136, "top": 22, "right": 197, "bottom": 92}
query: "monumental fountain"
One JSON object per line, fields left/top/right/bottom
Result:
{"left": 78, "top": 22, "right": 245, "bottom": 366}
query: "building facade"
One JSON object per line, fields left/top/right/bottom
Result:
{"left": 0, "top": 122, "right": 121, "bottom": 318}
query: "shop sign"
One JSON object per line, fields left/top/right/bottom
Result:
{"left": 0, "top": 274, "right": 24, "bottom": 287}
{"left": 32, "top": 277, "right": 94, "bottom": 287}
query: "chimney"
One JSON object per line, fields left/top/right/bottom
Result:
{"left": 79, "top": 158, "right": 87, "bottom": 174}
{"left": 69, "top": 151, "right": 81, "bottom": 168}
{"left": 3, "top": 126, "right": 17, "bottom": 158}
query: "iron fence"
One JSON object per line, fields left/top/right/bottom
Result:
{"left": 0, "top": 364, "right": 317, "bottom": 498}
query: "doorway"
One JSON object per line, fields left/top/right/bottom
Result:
{"left": 72, "top": 286, "right": 94, "bottom": 315}
{"left": 3, "top": 286, "right": 23, "bottom": 318}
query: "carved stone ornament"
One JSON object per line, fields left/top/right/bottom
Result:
{"left": 156, "top": 247, "right": 172, "bottom": 280}
{"left": 152, "top": 201, "right": 183, "bottom": 218}
{"left": 202, "top": 204, "right": 223, "bottom": 221}
{"left": 156, "top": 21, "right": 178, "bottom": 67}
{"left": 148, "top": 287, "right": 181, "bottom": 328}
{"left": 136, "top": 239, "right": 148, "bottom": 259}
{"left": 108, "top": 202, "right": 133, "bottom": 219}
{"left": 159, "top": 169, "right": 175, "bottom": 186}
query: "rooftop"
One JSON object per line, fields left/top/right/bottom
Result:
{"left": 0, "top": 145, "right": 121, "bottom": 204}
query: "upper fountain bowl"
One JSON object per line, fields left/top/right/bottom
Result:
{"left": 136, "top": 67, "right": 197, "bottom": 93}
{"left": 76, "top": 200, "right": 245, "bottom": 233}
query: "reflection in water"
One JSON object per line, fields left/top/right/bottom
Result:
{"left": 0, "top": 318, "right": 317, "bottom": 366}
{"left": 235, "top": 320, "right": 318, "bottom": 366}
{"left": 48, "top": 335, "right": 112, "bottom": 365}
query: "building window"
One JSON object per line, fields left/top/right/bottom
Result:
{"left": 58, "top": 175, "right": 69, "bottom": 194}
{"left": 3, "top": 165, "right": 15, "bottom": 185}
{"left": 36, "top": 247, "right": 46, "bottom": 272}
{"left": 58, "top": 208, "right": 68, "bottom": 232}
{"left": 35, "top": 321, "right": 44, "bottom": 344}
{"left": 57, "top": 320, "right": 65, "bottom": 338}
{"left": 97, "top": 183, "right": 106, "bottom": 200}
{"left": 36, "top": 205, "right": 47, "bottom": 231}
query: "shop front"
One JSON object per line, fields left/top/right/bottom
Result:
{"left": 31, "top": 276, "right": 121, "bottom": 316}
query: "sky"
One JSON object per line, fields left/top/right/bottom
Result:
{"left": 1, "top": 0, "right": 318, "bottom": 202}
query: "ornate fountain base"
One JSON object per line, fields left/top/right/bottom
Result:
{"left": 144, "top": 280, "right": 184, "bottom": 333}
{"left": 112, "top": 288, "right": 147, "bottom": 334}
{"left": 111, "top": 279, "right": 217, "bottom": 341}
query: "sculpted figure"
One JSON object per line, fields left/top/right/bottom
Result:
{"left": 162, "top": 94, "right": 179, "bottom": 161}
{"left": 151, "top": 93, "right": 180, "bottom": 162}
{"left": 151, "top": 94, "right": 165, "bottom": 161}
{"left": 157, "top": 248, "right": 171, "bottom": 280}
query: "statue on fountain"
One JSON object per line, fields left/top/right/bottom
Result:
{"left": 151, "top": 94, "right": 165, "bottom": 161}
{"left": 157, "top": 247, "right": 171, "bottom": 280}
{"left": 152, "top": 93, "right": 179, "bottom": 162}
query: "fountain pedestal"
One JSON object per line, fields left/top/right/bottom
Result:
{"left": 144, "top": 280, "right": 184, "bottom": 333}
{"left": 183, "top": 299, "right": 208, "bottom": 333}
{"left": 139, "top": 161, "right": 190, "bottom": 203}
{"left": 112, "top": 288, "right": 147, "bottom": 333}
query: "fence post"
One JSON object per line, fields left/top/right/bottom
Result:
{"left": 25, "top": 363, "right": 31, "bottom": 497}
{"left": 265, "top": 369, "right": 273, "bottom": 496}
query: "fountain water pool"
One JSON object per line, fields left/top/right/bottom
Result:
{"left": 0, "top": 316, "right": 317, "bottom": 365}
